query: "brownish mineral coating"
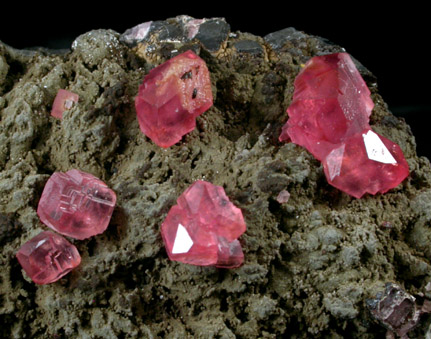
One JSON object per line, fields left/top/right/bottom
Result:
{"left": 1, "top": 17, "right": 431, "bottom": 338}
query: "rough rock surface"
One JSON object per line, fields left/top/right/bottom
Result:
{"left": 1, "top": 15, "right": 431, "bottom": 338}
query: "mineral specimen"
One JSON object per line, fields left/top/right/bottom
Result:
{"left": 367, "top": 283, "right": 423, "bottom": 338}
{"left": 37, "top": 169, "right": 116, "bottom": 240}
{"left": 279, "top": 52, "right": 409, "bottom": 198}
{"left": 51, "top": 89, "right": 79, "bottom": 119}
{"left": 3, "top": 15, "right": 430, "bottom": 338}
{"left": 161, "top": 180, "right": 246, "bottom": 268}
{"left": 16, "top": 231, "right": 81, "bottom": 284}
{"left": 135, "top": 50, "right": 213, "bottom": 148}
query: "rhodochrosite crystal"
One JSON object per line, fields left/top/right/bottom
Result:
{"left": 279, "top": 52, "right": 409, "bottom": 198}
{"left": 135, "top": 50, "right": 213, "bottom": 148}
{"left": 16, "top": 231, "right": 81, "bottom": 284}
{"left": 37, "top": 169, "right": 116, "bottom": 240}
{"left": 51, "top": 89, "right": 79, "bottom": 119}
{"left": 280, "top": 53, "right": 374, "bottom": 160}
{"left": 161, "top": 180, "right": 246, "bottom": 268}
{"left": 322, "top": 130, "right": 409, "bottom": 198}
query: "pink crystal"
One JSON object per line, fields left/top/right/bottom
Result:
{"left": 280, "top": 53, "right": 374, "bottom": 160}
{"left": 51, "top": 89, "right": 79, "bottom": 119}
{"left": 279, "top": 53, "right": 409, "bottom": 198}
{"left": 322, "top": 130, "right": 409, "bottom": 198}
{"left": 37, "top": 169, "right": 116, "bottom": 240}
{"left": 135, "top": 50, "right": 213, "bottom": 148}
{"left": 184, "top": 19, "right": 205, "bottom": 39}
{"left": 276, "top": 190, "right": 291, "bottom": 204}
{"left": 161, "top": 180, "right": 246, "bottom": 268}
{"left": 122, "top": 21, "right": 152, "bottom": 42}
{"left": 16, "top": 231, "right": 81, "bottom": 284}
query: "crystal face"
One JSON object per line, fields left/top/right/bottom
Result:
{"left": 16, "top": 231, "right": 81, "bottom": 284}
{"left": 135, "top": 50, "right": 213, "bottom": 148}
{"left": 279, "top": 53, "right": 409, "bottom": 198}
{"left": 37, "top": 169, "right": 116, "bottom": 240}
{"left": 161, "top": 181, "right": 246, "bottom": 268}
{"left": 362, "top": 130, "right": 396, "bottom": 164}
{"left": 171, "top": 224, "right": 193, "bottom": 254}
{"left": 51, "top": 89, "right": 79, "bottom": 119}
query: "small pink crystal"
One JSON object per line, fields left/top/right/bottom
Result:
{"left": 184, "top": 19, "right": 205, "bottom": 39}
{"left": 161, "top": 180, "right": 246, "bottom": 268}
{"left": 279, "top": 53, "right": 409, "bottom": 198}
{"left": 37, "top": 169, "right": 116, "bottom": 240}
{"left": 51, "top": 89, "right": 79, "bottom": 119}
{"left": 16, "top": 231, "right": 81, "bottom": 284}
{"left": 123, "top": 21, "right": 152, "bottom": 42}
{"left": 276, "top": 190, "right": 291, "bottom": 204}
{"left": 280, "top": 53, "right": 373, "bottom": 160}
{"left": 135, "top": 50, "right": 213, "bottom": 148}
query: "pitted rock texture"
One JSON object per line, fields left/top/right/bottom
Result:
{"left": 1, "top": 16, "right": 431, "bottom": 338}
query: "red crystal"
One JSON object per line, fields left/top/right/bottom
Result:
{"left": 280, "top": 53, "right": 374, "bottom": 160}
{"left": 16, "top": 231, "right": 81, "bottom": 284}
{"left": 322, "top": 130, "right": 409, "bottom": 198}
{"left": 51, "top": 89, "right": 79, "bottom": 119}
{"left": 37, "top": 169, "right": 116, "bottom": 240}
{"left": 161, "top": 180, "right": 246, "bottom": 268}
{"left": 276, "top": 190, "right": 291, "bottom": 204}
{"left": 135, "top": 50, "right": 213, "bottom": 148}
{"left": 279, "top": 53, "right": 409, "bottom": 198}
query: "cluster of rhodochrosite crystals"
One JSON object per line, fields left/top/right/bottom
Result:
{"left": 17, "top": 49, "right": 411, "bottom": 281}
{"left": 279, "top": 53, "right": 409, "bottom": 198}
{"left": 16, "top": 170, "right": 116, "bottom": 284}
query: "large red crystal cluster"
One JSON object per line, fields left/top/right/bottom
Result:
{"left": 161, "top": 181, "right": 246, "bottom": 268}
{"left": 17, "top": 170, "right": 116, "bottom": 284}
{"left": 279, "top": 53, "right": 409, "bottom": 198}
{"left": 135, "top": 50, "right": 213, "bottom": 148}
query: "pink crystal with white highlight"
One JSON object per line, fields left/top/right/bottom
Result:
{"left": 322, "top": 130, "right": 409, "bottom": 198}
{"left": 161, "top": 180, "right": 246, "bottom": 268}
{"left": 16, "top": 231, "right": 81, "bottom": 285}
{"left": 51, "top": 89, "right": 79, "bottom": 119}
{"left": 37, "top": 169, "right": 116, "bottom": 240}
{"left": 135, "top": 50, "right": 213, "bottom": 148}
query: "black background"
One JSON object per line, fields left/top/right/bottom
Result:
{"left": 1, "top": 5, "right": 430, "bottom": 159}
